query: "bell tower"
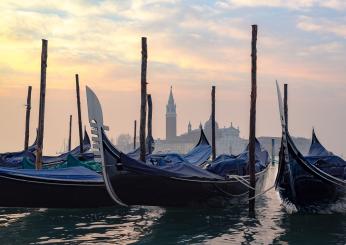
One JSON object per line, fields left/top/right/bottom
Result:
{"left": 166, "top": 86, "right": 177, "bottom": 141}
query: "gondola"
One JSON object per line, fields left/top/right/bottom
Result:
{"left": 0, "top": 130, "right": 112, "bottom": 208}
{"left": 0, "top": 131, "right": 92, "bottom": 168}
{"left": 86, "top": 86, "right": 270, "bottom": 207}
{"left": 0, "top": 165, "right": 113, "bottom": 208}
{"left": 275, "top": 83, "right": 346, "bottom": 211}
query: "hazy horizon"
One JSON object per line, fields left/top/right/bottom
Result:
{"left": 0, "top": 1, "right": 345, "bottom": 156}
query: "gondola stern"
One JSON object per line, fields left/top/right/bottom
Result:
{"left": 196, "top": 128, "right": 210, "bottom": 147}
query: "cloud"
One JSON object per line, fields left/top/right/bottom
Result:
{"left": 297, "top": 16, "right": 346, "bottom": 38}
{"left": 216, "top": 0, "right": 346, "bottom": 10}
{"left": 298, "top": 41, "right": 344, "bottom": 56}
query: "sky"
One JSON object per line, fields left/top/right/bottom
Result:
{"left": 0, "top": 0, "right": 345, "bottom": 156}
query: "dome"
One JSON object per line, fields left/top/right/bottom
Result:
{"left": 204, "top": 116, "right": 219, "bottom": 131}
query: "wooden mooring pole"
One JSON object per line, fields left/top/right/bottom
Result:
{"left": 284, "top": 83, "right": 288, "bottom": 130}
{"left": 139, "top": 37, "right": 148, "bottom": 162}
{"left": 133, "top": 120, "right": 137, "bottom": 150}
{"left": 211, "top": 86, "right": 216, "bottom": 161}
{"left": 35, "top": 39, "right": 48, "bottom": 170}
{"left": 24, "top": 86, "right": 32, "bottom": 150}
{"left": 75, "top": 74, "right": 84, "bottom": 153}
{"left": 271, "top": 138, "right": 275, "bottom": 165}
{"left": 147, "top": 94, "right": 153, "bottom": 154}
{"left": 68, "top": 115, "right": 72, "bottom": 151}
{"left": 248, "top": 25, "right": 257, "bottom": 214}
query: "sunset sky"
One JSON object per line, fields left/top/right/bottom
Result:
{"left": 0, "top": 0, "right": 345, "bottom": 156}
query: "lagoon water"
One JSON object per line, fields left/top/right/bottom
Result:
{"left": 0, "top": 166, "right": 345, "bottom": 244}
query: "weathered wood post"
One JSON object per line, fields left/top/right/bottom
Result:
{"left": 211, "top": 86, "right": 216, "bottom": 160}
{"left": 35, "top": 39, "right": 48, "bottom": 170}
{"left": 139, "top": 37, "right": 148, "bottom": 162}
{"left": 284, "top": 83, "right": 288, "bottom": 130}
{"left": 24, "top": 86, "right": 32, "bottom": 150}
{"left": 248, "top": 25, "right": 257, "bottom": 214}
{"left": 75, "top": 74, "right": 84, "bottom": 152}
{"left": 68, "top": 115, "right": 72, "bottom": 151}
{"left": 271, "top": 138, "right": 275, "bottom": 165}
{"left": 147, "top": 94, "right": 153, "bottom": 154}
{"left": 133, "top": 120, "right": 137, "bottom": 150}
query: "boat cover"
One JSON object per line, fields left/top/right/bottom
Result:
{"left": 120, "top": 152, "right": 224, "bottom": 180}
{"left": 207, "top": 139, "right": 269, "bottom": 177}
{"left": 0, "top": 131, "right": 92, "bottom": 167}
{"left": 0, "top": 166, "right": 103, "bottom": 182}
{"left": 0, "top": 137, "right": 37, "bottom": 166}
{"left": 102, "top": 130, "right": 222, "bottom": 180}
{"left": 127, "top": 136, "right": 155, "bottom": 159}
{"left": 305, "top": 130, "right": 346, "bottom": 179}
{"left": 22, "top": 154, "right": 102, "bottom": 172}
{"left": 148, "top": 129, "right": 211, "bottom": 166}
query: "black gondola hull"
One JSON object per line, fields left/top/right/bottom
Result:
{"left": 107, "top": 167, "right": 269, "bottom": 207}
{"left": 278, "top": 166, "right": 346, "bottom": 208}
{"left": 276, "top": 133, "right": 346, "bottom": 210}
{"left": 0, "top": 174, "right": 114, "bottom": 208}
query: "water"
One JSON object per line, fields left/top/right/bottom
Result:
{"left": 0, "top": 166, "right": 345, "bottom": 244}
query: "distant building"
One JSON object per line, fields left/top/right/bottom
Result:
{"left": 116, "top": 134, "right": 133, "bottom": 153}
{"left": 155, "top": 87, "right": 247, "bottom": 154}
{"left": 118, "top": 86, "right": 312, "bottom": 157}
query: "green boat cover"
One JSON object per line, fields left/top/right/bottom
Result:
{"left": 22, "top": 154, "right": 102, "bottom": 172}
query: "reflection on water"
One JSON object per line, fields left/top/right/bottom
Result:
{"left": 0, "top": 166, "right": 345, "bottom": 244}
{"left": 0, "top": 207, "right": 165, "bottom": 244}
{"left": 0, "top": 208, "right": 31, "bottom": 228}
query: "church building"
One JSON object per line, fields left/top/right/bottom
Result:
{"left": 116, "top": 86, "right": 311, "bottom": 157}
{"left": 155, "top": 87, "right": 247, "bottom": 154}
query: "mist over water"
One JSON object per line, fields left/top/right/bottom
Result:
{"left": 0, "top": 166, "right": 345, "bottom": 244}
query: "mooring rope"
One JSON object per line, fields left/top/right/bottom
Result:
{"left": 214, "top": 184, "right": 276, "bottom": 202}
{"left": 247, "top": 185, "right": 275, "bottom": 201}
{"left": 213, "top": 184, "right": 249, "bottom": 197}
{"left": 227, "top": 175, "right": 255, "bottom": 190}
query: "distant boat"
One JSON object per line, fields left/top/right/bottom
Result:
{"left": 86, "top": 86, "right": 270, "bottom": 207}
{"left": 275, "top": 83, "right": 346, "bottom": 212}
{"left": 0, "top": 136, "right": 37, "bottom": 167}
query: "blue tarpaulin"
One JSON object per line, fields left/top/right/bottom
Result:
{"left": 207, "top": 139, "right": 269, "bottom": 177}
{"left": 0, "top": 140, "right": 37, "bottom": 166}
{"left": 305, "top": 130, "right": 346, "bottom": 179}
{"left": 117, "top": 137, "right": 268, "bottom": 180}
{"left": 181, "top": 143, "right": 212, "bottom": 165}
{"left": 0, "top": 166, "right": 103, "bottom": 182}
{"left": 0, "top": 131, "right": 92, "bottom": 167}
{"left": 148, "top": 129, "right": 211, "bottom": 166}
{"left": 121, "top": 152, "right": 224, "bottom": 180}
